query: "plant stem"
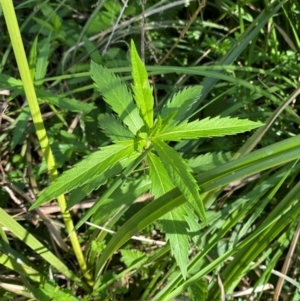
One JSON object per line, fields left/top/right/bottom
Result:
{"left": 0, "top": 0, "right": 93, "bottom": 287}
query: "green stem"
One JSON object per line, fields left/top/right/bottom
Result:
{"left": 0, "top": 0, "right": 93, "bottom": 286}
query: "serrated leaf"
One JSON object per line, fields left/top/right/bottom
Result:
{"left": 98, "top": 113, "right": 135, "bottom": 142}
{"left": 37, "top": 89, "right": 95, "bottom": 113}
{"left": 188, "top": 278, "right": 208, "bottom": 301}
{"left": 159, "top": 207, "right": 190, "bottom": 279}
{"left": 183, "top": 204, "right": 203, "bottom": 245}
{"left": 148, "top": 152, "right": 175, "bottom": 198}
{"left": 188, "top": 152, "right": 232, "bottom": 173}
{"left": 160, "top": 85, "right": 202, "bottom": 125}
{"left": 130, "top": 40, "right": 154, "bottom": 130}
{"left": 31, "top": 141, "right": 137, "bottom": 208}
{"left": 152, "top": 139, "right": 207, "bottom": 223}
{"left": 120, "top": 249, "right": 146, "bottom": 268}
{"left": 67, "top": 152, "right": 140, "bottom": 209}
{"left": 148, "top": 152, "right": 190, "bottom": 277}
{"left": 91, "top": 60, "right": 144, "bottom": 134}
{"left": 156, "top": 116, "right": 263, "bottom": 141}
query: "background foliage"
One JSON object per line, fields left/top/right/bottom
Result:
{"left": 1, "top": 0, "right": 300, "bottom": 300}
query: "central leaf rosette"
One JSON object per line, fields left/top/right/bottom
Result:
{"left": 31, "top": 39, "right": 263, "bottom": 279}
{"left": 137, "top": 132, "right": 151, "bottom": 150}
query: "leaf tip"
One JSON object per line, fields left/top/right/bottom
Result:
{"left": 28, "top": 202, "right": 38, "bottom": 211}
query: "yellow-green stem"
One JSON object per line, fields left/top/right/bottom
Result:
{"left": 1, "top": 0, "right": 93, "bottom": 286}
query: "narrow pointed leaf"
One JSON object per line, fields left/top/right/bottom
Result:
{"left": 98, "top": 113, "right": 135, "bottom": 142}
{"left": 148, "top": 152, "right": 175, "bottom": 198}
{"left": 91, "top": 60, "right": 144, "bottom": 134}
{"left": 75, "top": 149, "right": 151, "bottom": 230}
{"left": 67, "top": 152, "right": 140, "bottom": 209}
{"left": 159, "top": 207, "right": 190, "bottom": 279}
{"left": 160, "top": 85, "right": 202, "bottom": 125}
{"left": 130, "top": 40, "right": 154, "bottom": 129}
{"left": 152, "top": 139, "right": 206, "bottom": 222}
{"left": 156, "top": 117, "right": 263, "bottom": 141}
{"left": 31, "top": 141, "right": 137, "bottom": 208}
{"left": 182, "top": 204, "right": 203, "bottom": 245}
{"left": 148, "top": 152, "right": 190, "bottom": 277}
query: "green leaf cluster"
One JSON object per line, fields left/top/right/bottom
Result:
{"left": 31, "top": 40, "right": 262, "bottom": 276}
{"left": 2, "top": 0, "right": 297, "bottom": 299}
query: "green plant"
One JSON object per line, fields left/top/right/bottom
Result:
{"left": 31, "top": 39, "right": 262, "bottom": 277}
{"left": 2, "top": 0, "right": 300, "bottom": 300}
